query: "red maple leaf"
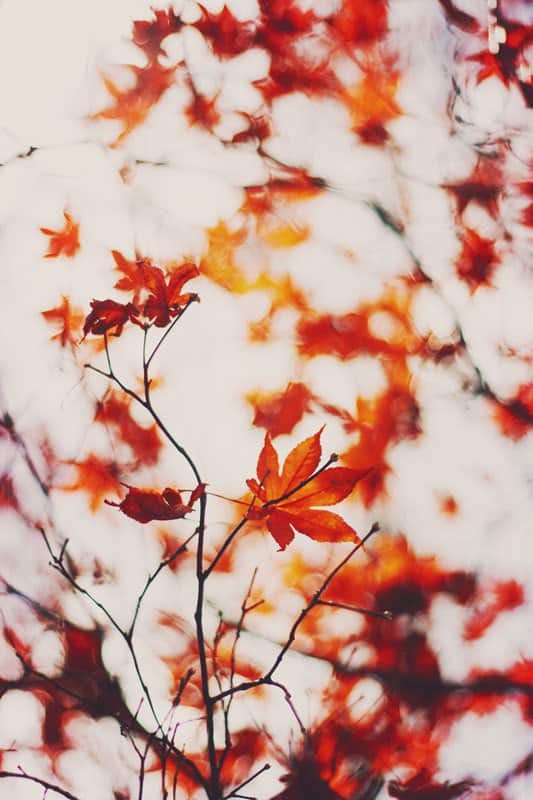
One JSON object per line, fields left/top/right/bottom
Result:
{"left": 464, "top": 579, "right": 524, "bottom": 641}
{"left": 111, "top": 250, "right": 148, "bottom": 301}
{"left": 185, "top": 87, "right": 221, "bottom": 131}
{"left": 107, "top": 483, "right": 205, "bottom": 523}
{"left": 83, "top": 299, "right": 141, "bottom": 338}
{"left": 246, "top": 429, "right": 368, "bottom": 550}
{"left": 330, "top": 0, "right": 389, "bottom": 46}
{"left": 40, "top": 212, "right": 80, "bottom": 258}
{"left": 255, "top": 0, "right": 337, "bottom": 101}
{"left": 142, "top": 262, "right": 200, "bottom": 327}
{"left": 195, "top": 5, "right": 257, "bottom": 57}
{"left": 94, "top": 390, "right": 162, "bottom": 468}
{"left": 490, "top": 383, "right": 533, "bottom": 440}
{"left": 92, "top": 62, "right": 176, "bottom": 146}
{"left": 455, "top": 227, "right": 499, "bottom": 291}
{"left": 41, "top": 295, "right": 84, "bottom": 349}
{"left": 247, "top": 382, "right": 313, "bottom": 438}
{"left": 443, "top": 156, "right": 504, "bottom": 218}
{"left": 132, "top": 9, "right": 182, "bottom": 59}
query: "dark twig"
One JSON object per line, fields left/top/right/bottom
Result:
{"left": 37, "top": 526, "right": 207, "bottom": 792}
{"left": 145, "top": 297, "right": 197, "bottom": 370}
{"left": 263, "top": 454, "right": 338, "bottom": 508}
{"left": 0, "top": 769, "right": 80, "bottom": 800}
{"left": 223, "top": 763, "right": 271, "bottom": 800}
{"left": 315, "top": 599, "right": 393, "bottom": 620}
{"left": 128, "top": 531, "right": 198, "bottom": 638}
{"left": 211, "top": 523, "right": 380, "bottom": 706}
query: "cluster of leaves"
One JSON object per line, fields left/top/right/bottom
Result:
{"left": 84, "top": 259, "right": 199, "bottom": 337}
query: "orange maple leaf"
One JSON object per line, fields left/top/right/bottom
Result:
{"left": 341, "top": 70, "right": 400, "bottom": 145}
{"left": 61, "top": 454, "right": 121, "bottom": 511}
{"left": 41, "top": 295, "right": 84, "bottom": 349}
{"left": 111, "top": 250, "right": 148, "bottom": 302}
{"left": 246, "top": 429, "right": 368, "bottom": 550}
{"left": 247, "top": 382, "right": 313, "bottom": 438}
{"left": 40, "top": 212, "right": 80, "bottom": 258}
{"left": 92, "top": 63, "right": 175, "bottom": 146}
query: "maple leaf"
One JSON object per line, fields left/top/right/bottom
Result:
{"left": 247, "top": 382, "right": 313, "bottom": 438}
{"left": 255, "top": 0, "right": 338, "bottom": 101}
{"left": 111, "top": 250, "right": 148, "bottom": 301}
{"left": 246, "top": 429, "right": 368, "bottom": 550}
{"left": 464, "top": 579, "right": 524, "bottom": 641}
{"left": 455, "top": 227, "right": 499, "bottom": 291}
{"left": 297, "top": 285, "right": 429, "bottom": 364}
{"left": 142, "top": 261, "right": 200, "bottom": 327}
{"left": 329, "top": 0, "right": 388, "bottom": 46}
{"left": 106, "top": 483, "right": 206, "bottom": 523}
{"left": 343, "top": 365, "right": 421, "bottom": 506}
{"left": 195, "top": 5, "right": 257, "bottom": 57}
{"left": 94, "top": 390, "right": 162, "bottom": 468}
{"left": 61, "top": 454, "right": 122, "bottom": 511}
{"left": 83, "top": 299, "right": 141, "bottom": 338}
{"left": 201, "top": 221, "right": 250, "bottom": 292}
{"left": 490, "top": 383, "right": 533, "bottom": 440}
{"left": 41, "top": 295, "right": 84, "bottom": 349}
{"left": 132, "top": 9, "right": 182, "bottom": 59}
{"left": 92, "top": 62, "right": 176, "bottom": 146}
{"left": 342, "top": 70, "right": 400, "bottom": 145}
{"left": 40, "top": 212, "right": 80, "bottom": 258}
{"left": 443, "top": 156, "right": 504, "bottom": 218}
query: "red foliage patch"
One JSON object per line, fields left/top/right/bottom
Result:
{"left": 491, "top": 383, "right": 533, "bottom": 440}
{"left": 42, "top": 295, "right": 84, "bottom": 349}
{"left": 247, "top": 382, "right": 313, "bottom": 438}
{"left": 455, "top": 228, "right": 499, "bottom": 291}
{"left": 330, "top": 0, "right": 389, "bottom": 46}
{"left": 464, "top": 579, "right": 525, "bottom": 641}
{"left": 61, "top": 454, "right": 122, "bottom": 511}
{"left": 40, "top": 212, "right": 80, "bottom": 259}
{"left": 95, "top": 390, "right": 162, "bottom": 468}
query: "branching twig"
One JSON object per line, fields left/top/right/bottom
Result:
{"left": 211, "top": 523, "right": 380, "bottom": 706}
{"left": 223, "top": 763, "right": 271, "bottom": 800}
{"left": 128, "top": 531, "right": 198, "bottom": 638}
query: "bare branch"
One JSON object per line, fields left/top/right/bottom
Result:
{"left": 0, "top": 768, "right": 80, "bottom": 800}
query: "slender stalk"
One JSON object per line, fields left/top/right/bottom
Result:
{"left": 0, "top": 769, "right": 80, "bottom": 800}
{"left": 145, "top": 297, "right": 197, "bottom": 370}
{"left": 223, "top": 764, "right": 271, "bottom": 800}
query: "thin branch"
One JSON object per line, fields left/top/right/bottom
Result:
{"left": 218, "top": 570, "right": 259, "bottom": 772}
{"left": 0, "top": 411, "right": 49, "bottom": 496}
{"left": 38, "top": 527, "right": 208, "bottom": 792}
{"left": 265, "top": 523, "right": 379, "bottom": 680}
{"left": 223, "top": 763, "right": 271, "bottom": 800}
{"left": 0, "top": 769, "right": 80, "bottom": 800}
{"left": 204, "top": 518, "right": 247, "bottom": 579}
{"left": 315, "top": 599, "right": 393, "bottom": 620}
{"left": 128, "top": 530, "right": 198, "bottom": 639}
{"left": 146, "top": 297, "right": 197, "bottom": 370}
{"left": 263, "top": 454, "right": 338, "bottom": 508}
